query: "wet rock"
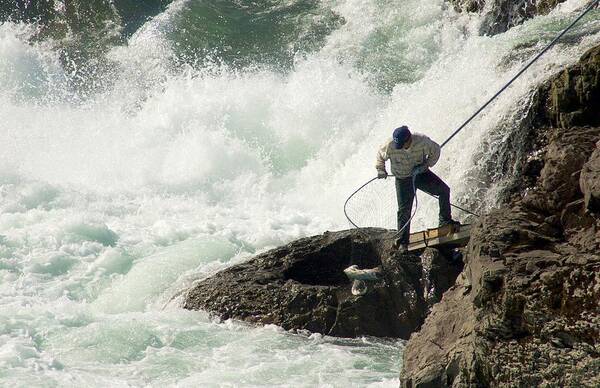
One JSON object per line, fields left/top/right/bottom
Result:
{"left": 580, "top": 143, "right": 600, "bottom": 213}
{"left": 421, "top": 248, "right": 464, "bottom": 310}
{"left": 480, "top": 0, "right": 566, "bottom": 36}
{"left": 449, "top": 0, "right": 485, "bottom": 13}
{"left": 448, "top": 0, "right": 566, "bottom": 36}
{"left": 544, "top": 45, "right": 600, "bottom": 129}
{"left": 518, "top": 126, "right": 600, "bottom": 216}
{"left": 183, "top": 229, "right": 463, "bottom": 339}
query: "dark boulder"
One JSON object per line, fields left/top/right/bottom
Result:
{"left": 183, "top": 229, "right": 463, "bottom": 339}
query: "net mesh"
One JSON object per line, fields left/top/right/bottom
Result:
{"left": 344, "top": 178, "right": 399, "bottom": 230}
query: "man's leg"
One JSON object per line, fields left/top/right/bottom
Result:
{"left": 395, "top": 177, "right": 415, "bottom": 244}
{"left": 414, "top": 170, "right": 452, "bottom": 225}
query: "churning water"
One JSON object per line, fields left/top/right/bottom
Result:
{"left": 0, "top": 0, "right": 599, "bottom": 386}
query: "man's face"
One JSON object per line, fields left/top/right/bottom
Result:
{"left": 403, "top": 135, "right": 412, "bottom": 149}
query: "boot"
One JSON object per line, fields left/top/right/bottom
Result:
{"left": 439, "top": 219, "right": 461, "bottom": 231}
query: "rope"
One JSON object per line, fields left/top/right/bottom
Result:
{"left": 344, "top": 0, "right": 599, "bottom": 232}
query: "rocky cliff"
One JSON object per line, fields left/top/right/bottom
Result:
{"left": 449, "top": 0, "right": 567, "bottom": 35}
{"left": 399, "top": 44, "right": 600, "bottom": 388}
{"left": 184, "top": 229, "right": 463, "bottom": 339}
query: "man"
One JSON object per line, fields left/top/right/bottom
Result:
{"left": 376, "top": 125, "right": 459, "bottom": 253}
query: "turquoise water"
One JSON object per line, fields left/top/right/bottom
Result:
{"left": 0, "top": 0, "right": 599, "bottom": 386}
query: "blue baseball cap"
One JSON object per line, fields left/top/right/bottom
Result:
{"left": 393, "top": 126, "right": 411, "bottom": 149}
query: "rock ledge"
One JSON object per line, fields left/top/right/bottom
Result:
{"left": 184, "top": 228, "right": 463, "bottom": 339}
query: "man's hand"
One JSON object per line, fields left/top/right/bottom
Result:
{"left": 377, "top": 171, "right": 388, "bottom": 179}
{"left": 412, "top": 164, "right": 428, "bottom": 176}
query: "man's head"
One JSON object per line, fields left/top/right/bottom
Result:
{"left": 393, "top": 126, "right": 411, "bottom": 149}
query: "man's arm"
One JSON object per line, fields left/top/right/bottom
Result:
{"left": 424, "top": 137, "right": 441, "bottom": 167}
{"left": 375, "top": 142, "right": 389, "bottom": 177}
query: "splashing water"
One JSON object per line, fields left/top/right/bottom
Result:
{"left": 0, "top": 0, "right": 599, "bottom": 385}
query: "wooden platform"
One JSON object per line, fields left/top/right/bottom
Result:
{"left": 407, "top": 224, "right": 472, "bottom": 252}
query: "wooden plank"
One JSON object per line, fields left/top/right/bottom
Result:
{"left": 407, "top": 224, "right": 472, "bottom": 252}
{"left": 409, "top": 224, "right": 459, "bottom": 243}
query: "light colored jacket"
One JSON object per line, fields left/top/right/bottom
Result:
{"left": 375, "top": 133, "right": 441, "bottom": 178}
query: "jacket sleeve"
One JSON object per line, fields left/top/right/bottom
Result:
{"left": 375, "top": 142, "right": 389, "bottom": 173}
{"left": 424, "top": 137, "right": 441, "bottom": 167}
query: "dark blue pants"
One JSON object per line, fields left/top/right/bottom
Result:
{"left": 395, "top": 170, "right": 451, "bottom": 244}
